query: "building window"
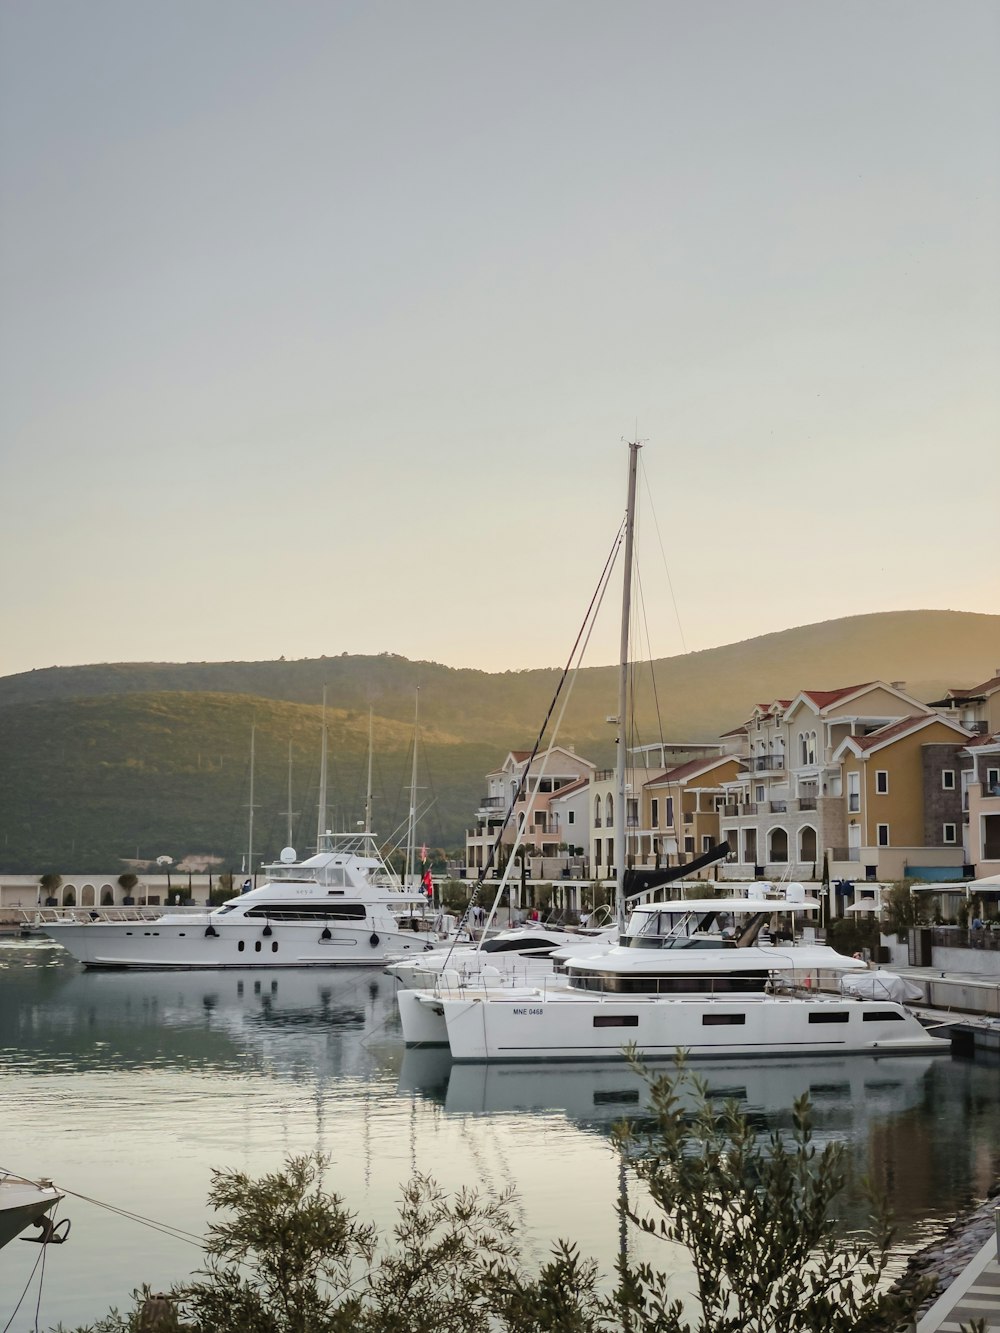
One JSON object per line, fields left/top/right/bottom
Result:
{"left": 665, "top": 797, "right": 674, "bottom": 826}
{"left": 877, "top": 824, "right": 890, "bottom": 847}
{"left": 702, "top": 835, "right": 713, "bottom": 853}
{"left": 987, "top": 767, "right": 999, "bottom": 790}
{"left": 651, "top": 798, "right": 659, "bottom": 828}
{"left": 605, "top": 794, "right": 614, "bottom": 828}
{"left": 755, "top": 785, "right": 765, "bottom": 804}
{"left": 594, "top": 796, "right": 602, "bottom": 828}
{"left": 567, "top": 810, "right": 575, "bottom": 825}
{"left": 848, "top": 772, "right": 860, "bottom": 813}
{"left": 684, "top": 836, "right": 695, "bottom": 854}
{"left": 942, "top": 770, "right": 956, "bottom": 790}
{"left": 943, "top": 823, "right": 956, "bottom": 843}
{"left": 875, "top": 770, "right": 888, "bottom": 795}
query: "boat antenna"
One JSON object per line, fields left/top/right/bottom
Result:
{"left": 616, "top": 441, "right": 641, "bottom": 938}
{"left": 316, "top": 687, "right": 328, "bottom": 850}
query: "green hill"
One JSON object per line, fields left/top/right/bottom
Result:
{"left": 1, "top": 610, "right": 997, "bottom": 872}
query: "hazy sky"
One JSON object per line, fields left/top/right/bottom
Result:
{"left": 2, "top": 1, "right": 997, "bottom": 678}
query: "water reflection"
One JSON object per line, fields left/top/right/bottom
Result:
{"left": 2, "top": 944, "right": 1000, "bottom": 1328}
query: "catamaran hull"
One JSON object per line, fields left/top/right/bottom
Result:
{"left": 41, "top": 922, "right": 436, "bottom": 970}
{"left": 431, "top": 993, "right": 949, "bottom": 1062}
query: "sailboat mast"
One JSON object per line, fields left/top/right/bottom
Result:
{"left": 316, "top": 686, "right": 328, "bottom": 849}
{"left": 404, "top": 689, "right": 419, "bottom": 891}
{"left": 286, "top": 739, "right": 294, "bottom": 845}
{"left": 364, "top": 706, "right": 374, "bottom": 836}
{"left": 616, "top": 441, "right": 641, "bottom": 934}
{"left": 248, "top": 719, "right": 256, "bottom": 886}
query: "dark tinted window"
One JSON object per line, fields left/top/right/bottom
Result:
{"left": 808, "top": 1011, "right": 849, "bottom": 1024}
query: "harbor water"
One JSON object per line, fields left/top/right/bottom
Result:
{"left": 2, "top": 940, "right": 1000, "bottom": 1329}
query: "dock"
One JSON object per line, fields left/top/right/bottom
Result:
{"left": 917, "top": 1218, "right": 1000, "bottom": 1333}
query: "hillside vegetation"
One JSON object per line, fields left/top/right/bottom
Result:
{"left": 1, "top": 610, "right": 997, "bottom": 872}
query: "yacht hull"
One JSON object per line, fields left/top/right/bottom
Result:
{"left": 433, "top": 991, "right": 949, "bottom": 1062}
{"left": 0, "top": 1182, "right": 63, "bottom": 1250}
{"left": 42, "top": 921, "right": 436, "bottom": 969}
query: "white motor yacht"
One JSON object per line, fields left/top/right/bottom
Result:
{"left": 0, "top": 1173, "right": 64, "bottom": 1249}
{"left": 40, "top": 833, "right": 440, "bottom": 970}
{"left": 399, "top": 894, "right": 949, "bottom": 1060}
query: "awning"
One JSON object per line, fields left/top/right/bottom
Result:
{"left": 844, "top": 901, "right": 879, "bottom": 913}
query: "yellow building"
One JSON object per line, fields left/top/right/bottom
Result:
{"left": 833, "top": 713, "right": 971, "bottom": 879}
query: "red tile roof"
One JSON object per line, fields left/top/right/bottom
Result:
{"left": 947, "top": 674, "right": 1000, "bottom": 698}
{"left": 658, "top": 755, "right": 736, "bottom": 783}
{"left": 800, "top": 683, "right": 876, "bottom": 709}
{"left": 849, "top": 714, "right": 957, "bottom": 752}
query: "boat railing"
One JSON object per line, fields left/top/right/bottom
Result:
{"left": 19, "top": 906, "right": 205, "bottom": 925}
{"left": 434, "top": 966, "right": 899, "bottom": 1003}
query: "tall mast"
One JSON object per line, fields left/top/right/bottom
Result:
{"left": 284, "top": 739, "right": 294, "bottom": 845}
{"left": 404, "top": 689, "right": 420, "bottom": 891}
{"left": 247, "top": 718, "right": 256, "bottom": 885}
{"left": 616, "top": 441, "right": 641, "bottom": 935}
{"left": 364, "top": 706, "right": 374, "bottom": 836}
{"left": 316, "top": 686, "right": 328, "bottom": 849}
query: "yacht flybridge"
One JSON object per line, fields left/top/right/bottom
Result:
{"left": 41, "top": 833, "right": 439, "bottom": 970}
{"left": 398, "top": 893, "right": 949, "bottom": 1060}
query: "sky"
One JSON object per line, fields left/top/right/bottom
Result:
{"left": 1, "top": 0, "right": 997, "bottom": 678}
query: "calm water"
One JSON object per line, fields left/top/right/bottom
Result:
{"left": 2, "top": 941, "right": 1000, "bottom": 1329}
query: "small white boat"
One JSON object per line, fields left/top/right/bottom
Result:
{"left": 385, "top": 924, "right": 616, "bottom": 990}
{"left": 0, "top": 1173, "right": 64, "bottom": 1250}
{"left": 40, "top": 833, "right": 441, "bottom": 970}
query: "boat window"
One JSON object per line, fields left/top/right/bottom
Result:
{"left": 702, "top": 1013, "right": 747, "bottom": 1026}
{"left": 481, "top": 938, "right": 555, "bottom": 954}
{"left": 570, "top": 971, "right": 769, "bottom": 996}
{"left": 862, "top": 1010, "right": 905, "bottom": 1022}
{"left": 593, "top": 1015, "right": 639, "bottom": 1028}
{"left": 216, "top": 905, "right": 240, "bottom": 915}
{"left": 244, "top": 904, "right": 367, "bottom": 921}
{"left": 808, "top": 1011, "right": 850, "bottom": 1024}
{"left": 238, "top": 941, "right": 245, "bottom": 952}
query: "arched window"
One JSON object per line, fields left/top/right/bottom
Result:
{"left": 594, "top": 795, "right": 602, "bottom": 828}
{"left": 799, "top": 826, "right": 817, "bottom": 862}
{"left": 81, "top": 884, "right": 96, "bottom": 907}
{"left": 799, "top": 732, "right": 807, "bottom": 764}
{"left": 768, "top": 828, "right": 788, "bottom": 863}
{"left": 101, "top": 887, "right": 114, "bottom": 906}
{"left": 605, "top": 794, "right": 614, "bottom": 828}
{"left": 62, "top": 887, "right": 76, "bottom": 907}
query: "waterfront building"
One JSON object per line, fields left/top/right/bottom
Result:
{"left": 961, "top": 729, "right": 1000, "bottom": 879}
{"left": 463, "top": 746, "right": 595, "bottom": 877}
{"left": 719, "top": 681, "right": 947, "bottom": 884}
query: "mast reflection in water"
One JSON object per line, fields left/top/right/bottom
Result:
{"left": 2, "top": 943, "right": 999, "bottom": 1328}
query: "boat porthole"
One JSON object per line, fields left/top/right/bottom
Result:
{"left": 370, "top": 933, "right": 380, "bottom": 947}
{"left": 238, "top": 940, "right": 245, "bottom": 952}
{"left": 271, "top": 941, "right": 278, "bottom": 952}
{"left": 254, "top": 940, "right": 262, "bottom": 953}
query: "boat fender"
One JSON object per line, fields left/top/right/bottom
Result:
{"left": 262, "top": 924, "right": 273, "bottom": 937}
{"left": 205, "top": 925, "right": 218, "bottom": 937}
{"left": 320, "top": 927, "right": 332, "bottom": 941}
{"left": 370, "top": 932, "right": 380, "bottom": 948}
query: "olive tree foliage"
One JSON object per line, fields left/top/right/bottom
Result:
{"left": 610, "top": 1054, "right": 934, "bottom": 1333}
{"left": 57, "top": 1059, "right": 934, "bottom": 1333}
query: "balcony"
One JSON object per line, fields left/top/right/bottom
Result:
{"left": 477, "top": 796, "right": 506, "bottom": 813}
{"left": 740, "top": 754, "right": 786, "bottom": 773}
{"left": 594, "top": 769, "right": 614, "bottom": 782}
{"left": 796, "top": 797, "right": 817, "bottom": 811}
{"left": 829, "top": 847, "right": 861, "bottom": 862}
{"left": 722, "top": 803, "right": 758, "bottom": 817}
{"left": 769, "top": 801, "right": 787, "bottom": 814}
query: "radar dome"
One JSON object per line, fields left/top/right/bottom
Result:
{"left": 279, "top": 847, "right": 297, "bottom": 864}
